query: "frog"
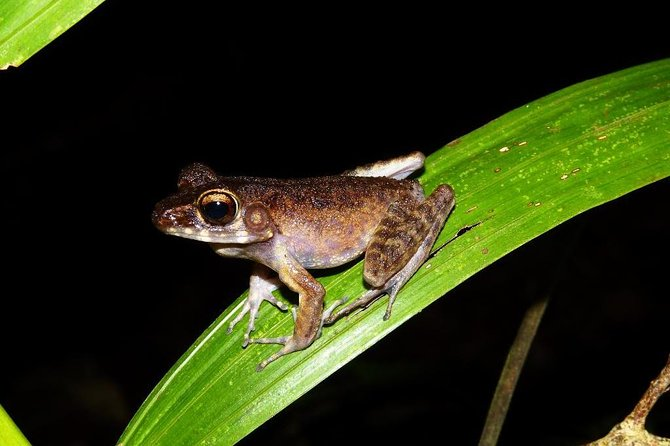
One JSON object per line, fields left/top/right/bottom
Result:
{"left": 152, "top": 151, "right": 455, "bottom": 371}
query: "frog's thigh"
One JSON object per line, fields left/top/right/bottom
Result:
{"left": 364, "top": 184, "right": 454, "bottom": 288}
{"left": 342, "top": 151, "right": 425, "bottom": 179}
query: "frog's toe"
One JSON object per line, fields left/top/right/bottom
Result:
{"left": 248, "top": 335, "right": 290, "bottom": 346}
{"left": 383, "top": 288, "right": 399, "bottom": 320}
{"left": 227, "top": 300, "right": 251, "bottom": 334}
{"left": 254, "top": 335, "right": 314, "bottom": 371}
{"left": 229, "top": 292, "right": 289, "bottom": 339}
{"left": 265, "top": 293, "right": 289, "bottom": 311}
{"left": 322, "top": 297, "right": 349, "bottom": 325}
{"left": 324, "top": 289, "right": 387, "bottom": 325}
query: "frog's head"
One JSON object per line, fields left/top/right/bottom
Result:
{"left": 152, "top": 163, "right": 274, "bottom": 244}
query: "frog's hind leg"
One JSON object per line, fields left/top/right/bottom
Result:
{"left": 324, "top": 184, "right": 454, "bottom": 324}
{"left": 341, "top": 151, "right": 425, "bottom": 179}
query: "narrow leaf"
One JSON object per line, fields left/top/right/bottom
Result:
{"left": 119, "top": 59, "right": 670, "bottom": 446}
{"left": 0, "top": 0, "right": 104, "bottom": 69}
{"left": 0, "top": 405, "right": 30, "bottom": 446}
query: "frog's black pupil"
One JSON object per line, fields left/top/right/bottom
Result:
{"left": 204, "top": 200, "right": 230, "bottom": 220}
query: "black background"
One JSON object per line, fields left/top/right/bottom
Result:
{"left": 1, "top": 4, "right": 669, "bottom": 445}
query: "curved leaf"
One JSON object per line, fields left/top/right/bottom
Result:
{"left": 119, "top": 58, "right": 670, "bottom": 446}
{"left": 0, "top": 405, "right": 30, "bottom": 446}
{"left": 0, "top": 0, "right": 104, "bottom": 69}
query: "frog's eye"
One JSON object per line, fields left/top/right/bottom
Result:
{"left": 198, "top": 190, "right": 239, "bottom": 225}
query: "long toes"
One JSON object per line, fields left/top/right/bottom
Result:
{"left": 257, "top": 355, "right": 277, "bottom": 372}
{"left": 266, "top": 295, "right": 288, "bottom": 311}
{"left": 322, "top": 297, "right": 350, "bottom": 324}
{"left": 383, "top": 287, "right": 400, "bottom": 320}
{"left": 330, "top": 296, "right": 350, "bottom": 309}
{"left": 248, "top": 336, "right": 290, "bottom": 346}
{"left": 227, "top": 301, "right": 252, "bottom": 333}
{"left": 256, "top": 351, "right": 284, "bottom": 372}
{"left": 255, "top": 337, "right": 309, "bottom": 372}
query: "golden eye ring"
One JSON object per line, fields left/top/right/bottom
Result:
{"left": 197, "top": 189, "right": 239, "bottom": 225}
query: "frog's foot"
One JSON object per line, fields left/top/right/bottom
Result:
{"left": 324, "top": 244, "right": 440, "bottom": 325}
{"left": 324, "top": 184, "right": 455, "bottom": 326}
{"left": 227, "top": 275, "right": 288, "bottom": 347}
{"left": 316, "top": 297, "right": 350, "bottom": 333}
{"left": 249, "top": 302, "right": 342, "bottom": 371}
{"left": 323, "top": 289, "right": 386, "bottom": 325}
{"left": 250, "top": 332, "right": 311, "bottom": 372}
{"left": 322, "top": 297, "right": 350, "bottom": 326}
{"left": 245, "top": 306, "right": 297, "bottom": 345}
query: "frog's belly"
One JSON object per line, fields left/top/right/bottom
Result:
{"left": 275, "top": 200, "right": 390, "bottom": 269}
{"left": 286, "top": 231, "right": 372, "bottom": 269}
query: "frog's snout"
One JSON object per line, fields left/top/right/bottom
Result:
{"left": 151, "top": 205, "right": 174, "bottom": 231}
{"left": 151, "top": 201, "right": 191, "bottom": 233}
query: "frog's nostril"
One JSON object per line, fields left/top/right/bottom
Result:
{"left": 152, "top": 207, "right": 173, "bottom": 228}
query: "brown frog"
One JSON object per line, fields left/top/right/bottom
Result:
{"left": 152, "top": 151, "right": 455, "bottom": 370}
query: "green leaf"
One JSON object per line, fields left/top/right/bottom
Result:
{"left": 0, "top": 405, "right": 30, "bottom": 446}
{"left": 0, "top": 0, "right": 104, "bottom": 69}
{"left": 118, "top": 59, "right": 670, "bottom": 446}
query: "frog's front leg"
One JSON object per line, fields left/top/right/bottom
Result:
{"left": 325, "top": 184, "right": 455, "bottom": 324}
{"left": 227, "top": 264, "right": 288, "bottom": 347}
{"left": 248, "top": 247, "right": 326, "bottom": 371}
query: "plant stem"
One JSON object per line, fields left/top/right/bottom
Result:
{"left": 478, "top": 295, "right": 549, "bottom": 446}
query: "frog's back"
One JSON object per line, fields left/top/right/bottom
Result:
{"left": 224, "top": 175, "right": 424, "bottom": 268}
{"left": 226, "top": 175, "right": 421, "bottom": 207}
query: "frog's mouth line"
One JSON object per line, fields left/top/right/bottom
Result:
{"left": 162, "top": 227, "right": 269, "bottom": 244}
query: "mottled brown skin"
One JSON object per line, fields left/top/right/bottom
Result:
{"left": 231, "top": 176, "right": 424, "bottom": 267}
{"left": 152, "top": 152, "right": 455, "bottom": 370}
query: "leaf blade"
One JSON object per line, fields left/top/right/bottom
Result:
{"left": 0, "top": 405, "right": 30, "bottom": 446}
{"left": 0, "top": 0, "right": 105, "bottom": 69}
{"left": 118, "top": 58, "right": 670, "bottom": 446}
